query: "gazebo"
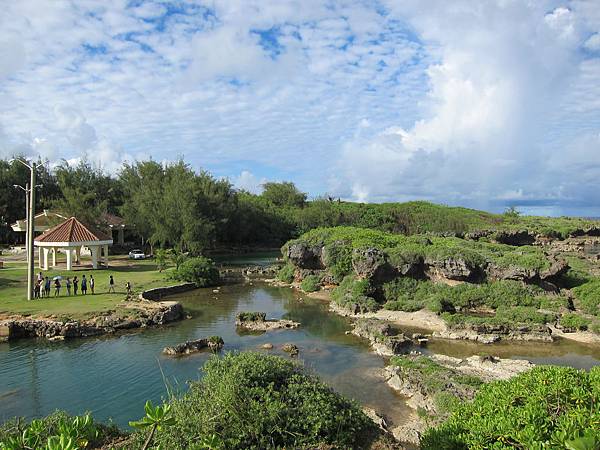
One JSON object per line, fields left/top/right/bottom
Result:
{"left": 34, "top": 217, "right": 113, "bottom": 271}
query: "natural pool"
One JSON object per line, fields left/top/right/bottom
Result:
{"left": 1, "top": 275, "right": 599, "bottom": 429}
{"left": 0, "top": 282, "right": 412, "bottom": 428}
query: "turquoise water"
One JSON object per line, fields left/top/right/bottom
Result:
{"left": 1, "top": 276, "right": 599, "bottom": 430}
{"left": 0, "top": 282, "right": 410, "bottom": 428}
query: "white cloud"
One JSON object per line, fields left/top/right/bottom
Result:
{"left": 233, "top": 170, "right": 266, "bottom": 194}
{"left": 333, "top": 0, "right": 600, "bottom": 213}
{"left": 584, "top": 32, "right": 600, "bottom": 51}
{"left": 0, "top": 0, "right": 598, "bottom": 214}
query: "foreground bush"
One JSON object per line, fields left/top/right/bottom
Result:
{"left": 421, "top": 366, "right": 600, "bottom": 449}
{"left": 0, "top": 411, "right": 121, "bottom": 449}
{"left": 171, "top": 256, "right": 220, "bottom": 287}
{"left": 137, "top": 352, "right": 378, "bottom": 449}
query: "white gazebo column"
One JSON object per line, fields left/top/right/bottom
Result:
{"left": 43, "top": 248, "right": 49, "bottom": 270}
{"left": 38, "top": 246, "right": 43, "bottom": 269}
{"left": 52, "top": 247, "right": 57, "bottom": 267}
{"left": 75, "top": 246, "right": 81, "bottom": 264}
{"left": 104, "top": 244, "right": 109, "bottom": 267}
{"left": 91, "top": 246, "right": 99, "bottom": 269}
{"left": 66, "top": 248, "right": 73, "bottom": 271}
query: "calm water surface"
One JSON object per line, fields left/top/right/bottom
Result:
{"left": 1, "top": 257, "right": 599, "bottom": 428}
{"left": 0, "top": 282, "right": 409, "bottom": 427}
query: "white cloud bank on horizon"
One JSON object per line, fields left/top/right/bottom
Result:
{"left": 0, "top": 0, "right": 599, "bottom": 215}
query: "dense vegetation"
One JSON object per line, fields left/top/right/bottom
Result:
{"left": 170, "top": 256, "right": 220, "bottom": 287}
{"left": 421, "top": 366, "right": 600, "bottom": 450}
{"left": 284, "top": 226, "right": 600, "bottom": 333}
{"left": 1, "top": 158, "right": 597, "bottom": 251}
{"left": 130, "top": 352, "right": 380, "bottom": 449}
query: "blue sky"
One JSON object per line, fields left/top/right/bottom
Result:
{"left": 1, "top": 1, "right": 600, "bottom": 216}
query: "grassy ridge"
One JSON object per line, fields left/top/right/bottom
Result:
{"left": 294, "top": 200, "right": 597, "bottom": 237}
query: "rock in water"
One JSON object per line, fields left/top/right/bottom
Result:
{"left": 282, "top": 343, "right": 299, "bottom": 356}
{"left": 235, "top": 312, "right": 300, "bottom": 331}
{"left": 163, "top": 336, "right": 224, "bottom": 356}
{"left": 351, "top": 318, "right": 412, "bottom": 356}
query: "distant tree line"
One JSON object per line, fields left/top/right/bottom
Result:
{"left": 0, "top": 157, "right": 523, "bottom": 253}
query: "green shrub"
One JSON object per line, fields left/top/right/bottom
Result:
{"left": 384, "top": 295, "right": 424, "bottom": 312}
{"left": 421, "top": 366, "right": 600, "bottom": 449}
{"left": 277, "top": 263, "right": 295, "bottom": 283}
{"left": 573, "top": 279, "right": 600, "bottom": 315}
{"left": 0, "top": 411, "right": 120, "bottom": 450}
{"left": 539, "top": 295, "right": 570, "bottom": 312}
{"left": 322, "top": 241, "right": 353, "bottom": 282}
{"left": 442, "top": 306, "right": 552, "bottom": 328}
{"left": 171, "top": 256, "right": 219, "bottom": 287}
{"left": 382, "top": 277, "right": 420, "bottom": 302}
{"left": 331, "top": 276, "right": 379, "bottom": 313}
{"left": 560, "top": 313, "right": 590, "bottom": 331}
{"left": 141, "top": 352, "right": 378, "bottom": 449}
{"left": 236, "top": 312, "right": 266, "bottom": 322}
{"left": 300, "top": 274, "right": 321, "bottom": 292}
{"left": 495, "top": 305, "right": 552, "bottom": 325}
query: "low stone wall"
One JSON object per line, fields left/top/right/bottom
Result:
{"left": 139, "top": 283, "right": 197, "bottom": 301}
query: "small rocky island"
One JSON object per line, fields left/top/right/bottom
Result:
{"left": 235, "top": 312, "right": 300, "bottom": 331}
{"left": 163, "top": 336, "right": 224, "bottom": 356}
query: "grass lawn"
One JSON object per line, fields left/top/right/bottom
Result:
{"left": 0, "top": 256, "right": 174, "bottom": 320}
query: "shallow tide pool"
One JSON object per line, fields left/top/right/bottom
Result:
{"left": 1, "top": 278, "right": 599, "bottom": 429}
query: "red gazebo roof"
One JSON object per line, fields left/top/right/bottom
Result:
{"left": 35, "top": 217, "right": 112, "bottom": 243}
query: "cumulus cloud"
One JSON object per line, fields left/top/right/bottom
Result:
{"left": 0, "top": 0, "right": 598, "bottom": 214}
{"left": 233, "top": 170, "right": 266, "bottom": 194}
{"left": 334, "top": 0, "right": 600, "bottom": 214}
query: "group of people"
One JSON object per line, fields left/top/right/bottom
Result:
{"left": 33, "top": 272, "right": 125, "bottom": 298}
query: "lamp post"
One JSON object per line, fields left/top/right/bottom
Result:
{"left": 11, "top": 158, "right": 45, "bottom": 300}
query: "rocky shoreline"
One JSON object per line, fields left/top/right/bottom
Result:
{"left": 384, "top": 354, "right": 535, "bottom": 445}
{"left": 0, "top": 283, "right": 194, "bottom": 342}
{"left": 0, "top": 300, "right": 184, "bottom": 341}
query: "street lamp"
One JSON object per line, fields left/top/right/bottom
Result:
{"left": 10, "top": 158, "right": 45, "bottom": 300}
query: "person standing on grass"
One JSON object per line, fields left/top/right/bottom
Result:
{"left": 126, "top": 281, "right": 132, "bottom": 296}
{"left": 37, "top": 271, "right": 43, "bottom": 285}
{"left": 73, "top": 276, "right": 79, "bottom": 295}
{"left": 108, "top": 275, "right": 115, "bottom": 293}
{"left": 54, "top": 278, "right": 61, "bottom": 297}
{"left": 34, "top": 280, "right": 41, "bottom": 299}
{"left": 81, "top": 274, "right": 87, "bottom": 295}
{"left": 66, "top": 277, "right": 72, "bottom": 296}
{"left": 90, "top": 275, "right": 95, "bottom": 294}
{"left": 44, "top": 277, "right": 51, "bottom": 297}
